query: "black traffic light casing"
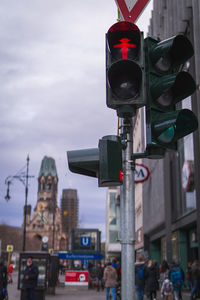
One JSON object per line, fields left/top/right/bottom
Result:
{"left": 67, "top": 135, "right": 122, "bottom": 187}
{"left": 145, "top": 35, "right": 198, "bottom": 152}
{"left": 106, "top": 21, "right": 145, "bottom": 117}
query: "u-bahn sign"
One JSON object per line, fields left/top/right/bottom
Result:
{"left": 115, "top": 0, "right": 151, "bottom": 23}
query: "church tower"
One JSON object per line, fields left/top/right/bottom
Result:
{"left": 26, "top": 156, "right": 66, "bottom": 251}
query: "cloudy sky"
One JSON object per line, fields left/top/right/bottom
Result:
{"left": 0, "top": 0, "right": 153, "bottom": 240}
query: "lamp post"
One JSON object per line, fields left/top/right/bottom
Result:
{"left": 5, "top": 155, "right": 34, "bottom": 251}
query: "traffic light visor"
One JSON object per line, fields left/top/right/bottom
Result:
{"left": 151, "top": 71, "right": 196, "bottom": 109}
{"left": 150, "top": 35, "right": 194, "bottom": 73}
{"left": 107, "top": 21, "right": 140, "bottom": 60}
{"left": 67, "top": 148, "right": 99, "bottom": 178}
{"left": 108, "top": 60, "right": 142, "bottom": 100}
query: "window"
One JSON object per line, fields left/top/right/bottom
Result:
{"left": 109, "top": 231, "right": 118, "bottom": 243}
{"left": 178, "top": 96, "right": 196, "bottom": 216}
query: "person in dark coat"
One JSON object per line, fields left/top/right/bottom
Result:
{"left": 0, "top": 260, "right": 7, "bottom": 300}
{"left": 145, "top": 260, "right": 159, "bottom": 300}
{"left": 190, "top": 260, "right": 200, "bottom": 300}
{"left": 23, "top": 256, "right": 39, "bottom": 300}
{"left": 96, "top": 262, "right": 104, "bottom": 291}
{"left": 135, "top": 257, "right": 148, "bottom": 300}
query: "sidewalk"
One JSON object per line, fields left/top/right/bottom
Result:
{"left": 7, "top": 272, "right": 105, "bottom": 300}
{"left": 7, "top": 271, "right": 192, "bottom": 300}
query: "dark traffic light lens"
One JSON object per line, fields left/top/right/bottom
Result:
{"left": 108, "top": 60, "right": 142, "bottom": 100}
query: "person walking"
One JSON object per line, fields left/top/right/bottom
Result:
{"left": 103, "top": 261, "right": 118, "bottom": 300}
{"left": 161, "top": 275, "right": 173, "bottom": 300}
{"left": 135, "top": 257, "right": 147, "bottom": 300}
{"left": 0, "top": 260, "right": 8, "bottom": 300}
{"left": 96, "top": 262, "right": 104, "bottom": 291}
{"left": 170, "top": 262, "right": 184, "bottom": 300}
{"left": 8, "top": 263, "right": 13, "bottom": 283}
{"left": 190, "top": 260, "right": 200, "bottom": 300}
{"left": 145, "top": 260, "right": 159, "bottom": 300}
{"left": 160, "top": 260, "right": 169, "bottom": 289}
{"left": 186, "top": 261, "right": 192, "bottom": 291}
{"left": 22, "top": 256, "right": 39, "bottom": 300}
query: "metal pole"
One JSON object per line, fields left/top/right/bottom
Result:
{"left": 23, "top": 155, "right": 30, "bottom": 251}
{"left": 121, "top": 117, "right": 135, "bottom": 300}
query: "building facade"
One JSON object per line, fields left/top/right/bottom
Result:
{"left": 105, "top": 187, "right": 121, "bottom": 259}
{"left": 140, "top": 0, "right": 200, "bottom": 271}
{"left": 26, "top": 156, "right": 66, "bottom": 250}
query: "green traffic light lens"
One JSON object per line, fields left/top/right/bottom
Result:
{"left": 153, "top": 109, "right": 198, "bottom": 147}
{"left": 157, "top": 125, "right": 175, "bottom": 143}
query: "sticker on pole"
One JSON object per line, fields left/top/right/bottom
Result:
{"left": 115, "top": 0, "right": 151, "bottom": 23}
{"left": 120, "top": 164, "right": 150, "bottom": 183}
{"left": 135, "top": 163, "right": 150, "bottom": 183}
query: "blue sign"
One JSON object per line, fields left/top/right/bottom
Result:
{"left": 80, "top": 236, "right": 91, "bottom": 247}
{"left": 58, "top": 252, "right": 103, "bottom": 260}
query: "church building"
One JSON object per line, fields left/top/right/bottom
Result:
{"left": 26, "top": 156, "right": 66, "bottom": 251}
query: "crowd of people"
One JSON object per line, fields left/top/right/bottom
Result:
{"left": 135, "top": 258, "right": 200, "bottom": 300}
{"left": 94, "top": 258, "right": 200, "bottom": 300}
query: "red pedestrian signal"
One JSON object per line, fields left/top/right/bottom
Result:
{"left": 106, "top": 21, "right": 145, "bottom": 117}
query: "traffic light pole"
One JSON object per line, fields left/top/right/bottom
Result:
{"left": 120, "top": 117, "right": 135, "bottom": 300}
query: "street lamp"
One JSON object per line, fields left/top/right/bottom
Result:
{"left": 4, "top": 155, "right": 34, "bottom": 251}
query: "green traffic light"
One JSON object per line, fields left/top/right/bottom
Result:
{"left": 152, "top": 109, "right": 198, "bottom": 148}
{"left": 145, "top": 34, "right": 198, "bottom": 152}
{"left": 157, "top": 125, "right": 176, "bottom": 144}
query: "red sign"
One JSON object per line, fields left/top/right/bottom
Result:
{"left": 115, "top": 0, "right": 151, "bottom": 23}
{"left": 65, "top": 271, "right": 89, "bottom": 286}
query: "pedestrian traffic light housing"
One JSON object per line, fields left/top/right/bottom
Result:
{"left": 106, "top": 21, "right": 145, "bottom": 117}
{"left": 67, "top": 135, "right": 123, "bottom": 187}
{"left": 145, "top": 35, "right": 198, "bottom": 151}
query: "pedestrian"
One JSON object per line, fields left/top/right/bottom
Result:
{"left": 0, "top": 260, "right": 8, "bottom": 300}
{"left": 8, "top": 263, "right": 13, "bottom": 283}
{"left": 112, "top": 258, "right": 121, "bottom": 282}
{"left": 185, "top": 261, "right": 192, "bottom": 291}
{"left": 135, "top": 257, "right": 147, "bottom": 300}
{"left": 103, "top": 261, "right": 118, "bottom": 300}
{"left": 96, "top": 261, "right": 104, "bottom": 291}
{"left": 161, "top": 274, "right": 173, "bottom": 300}
{"left": 170, "top": 262, "right": 184, "bottom": 300}
{"left": 190, "top": 260, "right": 200, "bottom": 300}
{"left": 22, "top": 256, "right": 39, "bottom": 300}
{"left": 116, "top": 259, "right": 121, "bottom": 282}
{"left": 160, "top": 260, "right": 169, "bottom": 289}
{"left": 145, "top": 260, "right": 159, "bottom": 300}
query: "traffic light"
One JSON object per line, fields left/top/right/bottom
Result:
{"left": 67, "top": 135, "right": 122, "bottom": 187}
{"left": 106, "top": 21, "right": 144, "bottom": 117}
{"left": 145, "top": 35, "right": 198, "bottom": 152}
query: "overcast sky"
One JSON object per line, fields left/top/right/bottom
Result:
{"left": 0, "top": 0, "right": 153, "bottom": 241}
